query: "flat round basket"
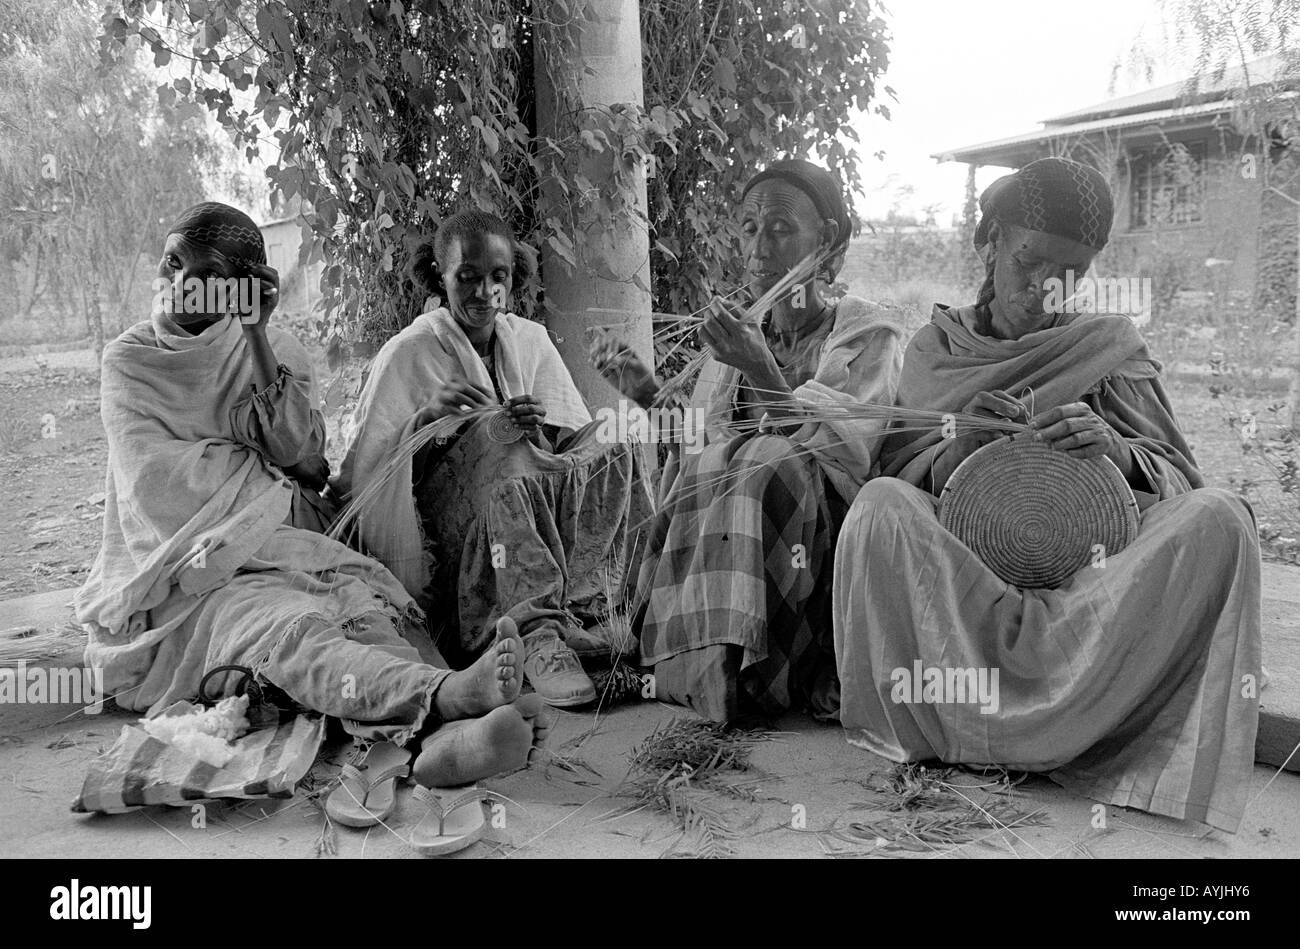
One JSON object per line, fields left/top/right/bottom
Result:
{"left": 486, "top": 409, "right": 525, "bottom": 444}
{"left": 938, "top": 433, "right": 1139, "bottom": 589}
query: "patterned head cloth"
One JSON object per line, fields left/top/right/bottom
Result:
{"left": 974, "top": 157, "right": 1114, "bottom": 252}
{"left": 742, "top": 158, "right": 853, "bottom": 278}
{"left": 166, "top": 201, "right": 267, "bottom": 270}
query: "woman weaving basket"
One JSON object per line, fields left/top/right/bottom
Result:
{"left": 335, "top": 210, "right": 654, "bottom": 708}
{"left": 592, "top": 160, "right": 905, "bottom": 724}
{"left": 832, "top": 158, "right": 1262, "bottom": 833}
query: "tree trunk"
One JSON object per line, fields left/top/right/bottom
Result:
{"left": 533, "top": 0, "right": 653, "bottom": 410}
{"left": 1291, "top": 198, "right": 1300, "bottom": 430}
{"left": 85, "top": 277, "right": 105, "bottom": 375}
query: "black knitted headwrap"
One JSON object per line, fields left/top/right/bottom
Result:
{"left": 973, "top": 156, "right": 1114, "bottom": 252}
{"left": 166, "top": 201, "right": 267, "bottom": 270}
{"left": 741, "top": 159, "right": 852, "bottom": 280}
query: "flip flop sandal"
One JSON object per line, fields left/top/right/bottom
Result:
{"left": 407, "top": 785, "right": 511, "bottom": 857}
{"left": 324, "top": 741, "right": 412, "bottom": 828}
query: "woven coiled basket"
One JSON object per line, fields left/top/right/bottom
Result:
{"left": 938, "top": 433, "right": 1140, "bottom": 589}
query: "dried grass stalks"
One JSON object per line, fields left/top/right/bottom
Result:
{"left": 610, "top": 718, "right": 774, "bottom": 858}
{"left": 588, "top": 662, "right": 646, "bottom": 707}
{"left": 0, "top": 624, "right": 81, "bottom": 665}
{"left": 327, "top": 405, "right": 500, "bottom": 543}
{"left": 824, "top": 763, "right": 1049, "bottom": 856}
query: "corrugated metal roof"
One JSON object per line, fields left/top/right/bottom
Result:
{"left": 933, "top": 99, "right": 1234, "bottom": 166}
{"left": 1042, "top": 52, "right": 1294, "bottom": 124}
{"left": 935, "top": 52, "right": 1300, "bottom": 168}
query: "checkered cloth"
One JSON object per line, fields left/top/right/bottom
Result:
{"left": 633, "top": 433, "right": 843, "bottom": 722}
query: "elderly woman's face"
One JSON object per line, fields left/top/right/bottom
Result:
{"left": 441, "top": 232, "right": 513, "bottom": 332}
{"left": 989, "top": 222, "right": 1098, "bottom": 336}
{"left": 740, "top": 180, "right": 826, "bottom": 295}
{"left": 157, "top": 233, "right": 240, "bottom": 330}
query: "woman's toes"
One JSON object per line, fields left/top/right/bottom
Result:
{"left": 513, "top": 692, "right": 546, "bottom": 719}
{"left": 492, "top": 616, "right": 524, "bottom": 701}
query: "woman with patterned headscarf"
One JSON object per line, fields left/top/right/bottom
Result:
{"left": 591, "top": 159, "right": 907, "bottom": 724}
{"left": 832, "top": 158, "right": 1262, "bottom": 833}
{"left": 76, "top": 202, "right": 551, "bottom": 796}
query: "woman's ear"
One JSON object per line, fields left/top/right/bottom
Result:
{"left": 820, "top": 218, "right": 840, "bottom": 255}
{"left": 986, "top": 218, "right": 1003, "bottom": 257}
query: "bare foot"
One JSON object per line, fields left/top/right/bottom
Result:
{"left": 412, "top": 705, "right": 532, "bottom": 787}
{"left": 433, "top": 616, "right": 522, "bottom": 721}
{"left": 514, "top": 693, "right": 552, "bottom": 764}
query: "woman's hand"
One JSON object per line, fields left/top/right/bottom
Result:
{"left": 929, "top": 389, "right": 1029, "bottom": 490}
{"left": 700, "top": 298, "right": 771, "bottom": 378}
{"left": 589, "top": 331, "right": 658, "bottom": 408}
{"left": 414, "top": 378, "right": 496, "bottom": 426}
{"left": 239, "top": 263, "right": 280, "bottom": 332}
{"left": 963, "top": 389, "right": 1029, "bottom": 423}
{"left": 1029, "top": 402, "right": 1134, "bottom": 476}
{"left": 506, "top": 393, "right": 546, "bottom": 433}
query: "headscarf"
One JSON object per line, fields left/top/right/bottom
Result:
{"left": 741, "top": 159, "right": 852, "bottom": 279}
{"left": 973, "top": 157, "right": 1114, "bottom": 253}
{"left": 166, "top": 201, "right": 267, "bottom": 270}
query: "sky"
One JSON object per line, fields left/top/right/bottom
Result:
{"left": 848, "top": 0, "right": 1184, "bottom": 222}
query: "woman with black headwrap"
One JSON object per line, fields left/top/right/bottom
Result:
{"left": 76, "top": 202, "right": 551, "bottom": 798}
{"left": 150, "top": 201, "right": 333, "bottom": 527}
{"left": 592, "top": 159, "right": 906, "bottom": 724}
{"left": 832, "top": 158, "right": 1262, "bottom": 833}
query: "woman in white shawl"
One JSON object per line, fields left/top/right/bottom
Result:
{"left": 336, "top": 210, "right": 653, "bottom": 708}
{"left": 76, "top": 202, "right": 548, "bottom": 790}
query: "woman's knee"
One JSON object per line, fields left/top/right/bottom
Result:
{"left": 1165, "top": 486, "right": 1254, "bottom": 533}
{"left": 847, "top": 477, "right": 929, "bottom": 523}
{"left": 1185, "top": 487, "right": 1259, "bottom": 544}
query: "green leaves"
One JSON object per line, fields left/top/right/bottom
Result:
{"left": 712, "top": 54, "right": 737, "bottom": 93}
{"left": 94, "top": 0, "right": 889, "bottom": 352}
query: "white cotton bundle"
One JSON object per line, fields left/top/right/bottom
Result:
{"left": 140, "top": 695, "right": 252, "bottom": 767}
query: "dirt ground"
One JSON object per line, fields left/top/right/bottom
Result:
{"left": 0, "top": 343, "right": 1296, "bottom": 601}
{"left": 0, "top": 352, "right": 106, "bottom": 600}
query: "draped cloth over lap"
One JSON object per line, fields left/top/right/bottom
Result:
{"left": 833, "top": 304, "right": 1262, "bottom": 832}
{"left": 636, "top": 297, "right": 905, "bottom": 722}
{"left": 339, "top": 308, "right": 650, "bottom": 657}
{"left": 76, "top": 312, "right": 444, "bottom": 744}
{"left": 416, "top": 417, "right": 652, "bottom": 659}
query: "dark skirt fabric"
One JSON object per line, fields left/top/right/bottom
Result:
{"left": 414, "top": 417, "right": 653, "bottom": 664}
{"left": 634, "top": 433, "right": 846, "bottom": 722}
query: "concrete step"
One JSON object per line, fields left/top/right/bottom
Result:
{"left": 1260, "top": 563, "right": 1300, "bottom": 773}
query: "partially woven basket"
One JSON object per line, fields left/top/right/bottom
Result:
{"left": 486, "top": 409, "right": 525, "bottom": 444}
{"left": 939, "top": 433, "right": 1139, "bottom": 589}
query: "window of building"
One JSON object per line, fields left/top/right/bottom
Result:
{"left": 1129, "top": 141, "right": 1206, "bottom": 229}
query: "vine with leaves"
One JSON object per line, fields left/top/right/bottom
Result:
{"left": 97, "top": 0, "right": 891, "bottom": 359}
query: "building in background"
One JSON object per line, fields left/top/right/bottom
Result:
{"left": 260, "top": 215, "right": 324, "bottom": 319}
{"left": 935, "top": 53, "right": 1300, "bottom": 319}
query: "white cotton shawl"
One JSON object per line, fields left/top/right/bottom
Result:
{"left": 336, "top": 309, "right": 591, "bottom": 594}
{"left": 74, "top": 314, "right": 311, "bottom": 680}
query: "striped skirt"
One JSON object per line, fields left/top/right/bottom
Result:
{"left": 634, "top": 434, "right": 845, "bottom": 723}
